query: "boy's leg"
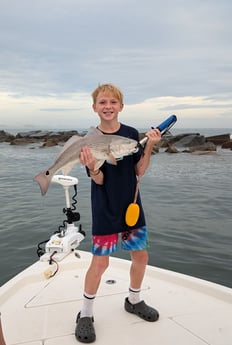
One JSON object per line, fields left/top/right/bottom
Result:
{"left": 125, "top": 249, "right": 159, "bottom": 322}
{"left": 84, "top": 254, "right": 110, "bottom": 296}
{"left": 130, "top": 249, "right": 148, "bottom": 289}
{"left": 81, "top": 233, "right": 118, "bottom": 315}
{"left": 75, "top": 234, "right": 118, "bottom": 343}
{"left": 121, "top": 227, "right": 159, "bottom": 322}
{"left": 121, "top": 226, "right": 148, "bottom": 292}
{"left": 75, "top": 255, "right": 109, "bottom": 343}
{"left": 129, "top": 249, "right": 148, "bottom": 303}
{"left": 81, "top": 255, "right": 110, "bottom": 317}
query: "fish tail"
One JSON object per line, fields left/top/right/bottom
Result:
{"left": 33, "top": 170, "right": 52, "bottom": 196}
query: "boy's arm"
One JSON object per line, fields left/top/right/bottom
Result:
{"left": 135, "top": 128, "right": 161, "bottom": 176}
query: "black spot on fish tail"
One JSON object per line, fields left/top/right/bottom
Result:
{"left": 46, "top": 170, "right": 50, "bottom": 175}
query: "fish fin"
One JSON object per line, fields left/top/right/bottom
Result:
{"left": 85, "top": 127, "right": 103, "bottom": 137}
{"left": 61, "top": 161, "right": 77, "bottom": 176}
{"left": 55, "top": 135, "right": 82, "bottom": 161}
{"left": 94, "top": 160, "right": 105, "bottom": 170}
{"left": 33, "top": 170, "right": 53, "bottom": 196}
{"left": 106, "top": 153, "right": 117, "bottom": 165}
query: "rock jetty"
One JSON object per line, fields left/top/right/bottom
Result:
{"left": 0, "top": 130, "right": 79, "bottom": 147}
{"left": 140, "top": 132, "right": 232, "bottom": 153}
{"left": 0, "top": 129, "right": 231, "bottom": 153}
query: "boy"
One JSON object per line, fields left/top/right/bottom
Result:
{"left": 76, "top": 84, "right": 161, "bottom": 343}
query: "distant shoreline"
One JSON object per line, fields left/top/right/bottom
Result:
{"left": 1, "top": 126, "right": 232, "bottom": 137}
{"left": 1, "top": 128, "right": 231, "bottom": 152}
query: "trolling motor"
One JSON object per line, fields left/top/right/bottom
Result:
{"left": 39, "top": 175, "right": 85, "bottom": 262}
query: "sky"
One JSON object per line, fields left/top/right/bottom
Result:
{"left": 0, "top": 0, "right": 232, "bottom": 131}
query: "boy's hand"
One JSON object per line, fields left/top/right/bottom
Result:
{"left": 145, "top": 128, "right": 161, "bottom": 145}
{"left": 79, "top": 146, "right": 96, "bottom": 171}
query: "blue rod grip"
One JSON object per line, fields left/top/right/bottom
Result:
{"left": 139, "top": 114, "right": 177, "bottom": 146}
{"left": 156, "top": 115, "right": 177, "bottom": 133}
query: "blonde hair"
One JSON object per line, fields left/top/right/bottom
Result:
{"left": 91, "top": 83, "right": 124, "bottom": 104}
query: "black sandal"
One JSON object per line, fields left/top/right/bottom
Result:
{"left": 75, "top": 312, "right": 96, "bottom": 343}
{"left": 124, "top": 297, "right": 159, "bottom": 322}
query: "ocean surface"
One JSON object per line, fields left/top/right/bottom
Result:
{"left": 0, "top": 128, "right": 232, "bottom": 288}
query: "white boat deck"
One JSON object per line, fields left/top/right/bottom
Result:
{"left": 0, "top": 250, "right": 231, "bottom": 345}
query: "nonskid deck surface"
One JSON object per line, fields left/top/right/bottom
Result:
{"left": 0, "top": 250, "right": 231, "bottom": 345}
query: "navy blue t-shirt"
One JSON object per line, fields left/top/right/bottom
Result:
{"left": 89, "top": 123, "right": 146, "bottom": 235}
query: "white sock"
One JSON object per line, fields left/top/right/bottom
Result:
{"left": 128, "top": 287, "right": 141, "bottom": 305}
{"left": 80, "top": 292, "right": 95, "bottom": 317}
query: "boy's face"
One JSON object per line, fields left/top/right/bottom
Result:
{"left": 92, "top": 91, "right": 124, "bottom": 122}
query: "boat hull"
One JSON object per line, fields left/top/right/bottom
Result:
{"left": 0, "top": 250, "right": 231, "bottom": 345}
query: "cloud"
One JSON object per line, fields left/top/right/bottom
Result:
{"left": 0, "top": 0, "right": 232, "bottom": 129}
{"left": 40, "top": 108, "right": 82, "bottom": 112}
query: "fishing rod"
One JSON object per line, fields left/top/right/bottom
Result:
{"left": 125, "top": 114, "right": 177, "bottom": 227}
{"left": 139, "top": 114, "right": 177, "bottom": 146}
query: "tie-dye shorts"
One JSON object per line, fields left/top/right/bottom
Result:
{"left": 92, "top": 226, "right": 148, "bottom": 256}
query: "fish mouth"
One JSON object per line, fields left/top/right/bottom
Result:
{"left": 133, "top": 146, "right": 139, "bottom": 153}
{"left": 133, "top": 143, "right": 140, "bottom": 152}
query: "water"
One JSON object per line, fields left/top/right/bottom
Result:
{"left": 0, "top": 131, "right": 232, "bottom": 288}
